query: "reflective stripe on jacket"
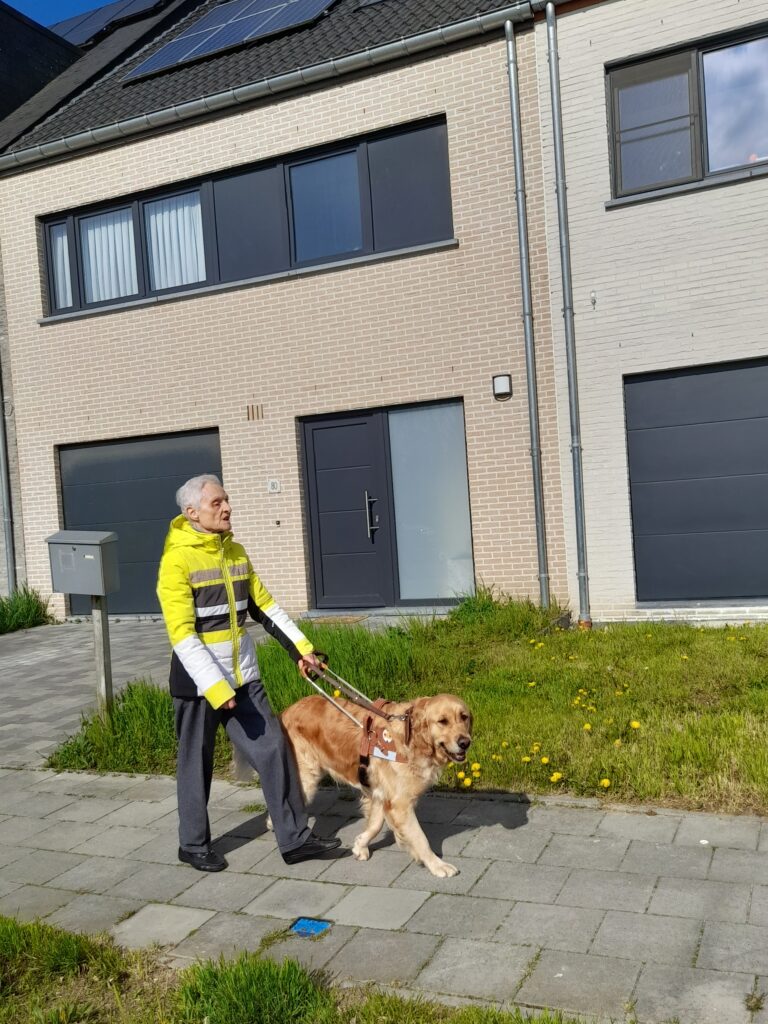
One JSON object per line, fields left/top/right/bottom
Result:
{"left": 156, "top": 514, "right": 313, "bottom": 707}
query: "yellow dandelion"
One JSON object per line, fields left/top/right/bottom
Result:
{"left": 472, "top": 771, "right": 481, "bottom": 778}
{"left": 457, "top": 771, "right": 465, "bottom": 779}
{"left": 522, "top": 756, "right": 531, "bottom": 763}
{"left": 471, "top": 762, "right": 481, "bottom": 772}
{"left": 532, "top": 743, "right": 541, "bottom": 752}
{"left": 333, "top": 689, "right": 341, "bottom": 698}
{"left": 578, "top": 689, "right": 587, "bottom": 695}
{"left": 727, "top": 636, "right": 736, "bottom": 642}
{"left": 463, "top": 777, "right": 472, "bottom": 787}
{"left": 583, "top": 723, "right": 592, "bottom": 732}
{"left": 536, "top": 642, "right": 545, "bottom": 649}
{"left": 528, "top": 681, "right": 537, "bottom": 688}
{"left": 615, "top": 690, "right": 623, "bottom": 696}
{"left": 681, "top": 655, "right": 689, "bottom": 661}
{"left": 549, "top": 772, "right": 563, "bottom": 783}
{"left": 613, "top": 739, "right": 622, "bottom": 747}
{"left": 587, "top": 705, "right": 596, "bottom": 712}
{"left": 540, "top": 756, "right": 550, "bottom": 765}
{"left": 501, "top": 741, "right": 509, "bottom": 748}
{"left": 599, "top": 778, "right": 611, "bottom": 788}
{"left": 528, "top": 638, "right": 536, "bottom": 644}
{"left": 568, "top": 655, "right": 577, "bottom": 661}
{"left": 630, "top": 721, "right": 640, "bottom": 729}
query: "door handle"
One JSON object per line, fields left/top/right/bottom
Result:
{"left": 364, "top": 490, "right": 379, "bottom": 539}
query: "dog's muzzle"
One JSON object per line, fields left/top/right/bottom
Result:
{"left": 442, "top": 736, "right": 471, "bottom": 762}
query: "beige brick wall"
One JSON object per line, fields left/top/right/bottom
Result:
{"left": 0, "top": 33, "right": 567, "bottom": 617}
{"left": 535, "top": 0, "right": 768, "bottom": 621}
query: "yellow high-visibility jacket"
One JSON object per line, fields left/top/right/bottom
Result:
{"left": 156, "top": 515, "right": 314, "bottom": 708}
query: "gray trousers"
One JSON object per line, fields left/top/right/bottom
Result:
{"left": 173, "top": 680, "right": 311, "bottom": 855}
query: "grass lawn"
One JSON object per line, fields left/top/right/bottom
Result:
{"left": 0, "top": 914, "right": 581, "bottom": 1024}
{"left": 49, "top": 592, "right": 768, "bottom": 814}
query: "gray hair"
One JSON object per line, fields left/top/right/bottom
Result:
{"left": 176, "top": 474, "right": 222, "bottom": 513}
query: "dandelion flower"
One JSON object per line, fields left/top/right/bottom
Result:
{"left": 613, "top": 739, "right": 622, "bottom": 747}
{"left": 333, "top": 689, "right": 341, "bottom": 698}
{"left": 681, "top": 655, "right": 689, "bottom": 661}
{"left": 615, "top": 690, "right": 623, "bottom": 696}
{"left": 550, "top": 772, "right": 563, "bottom": 783}
{"left": 536, "top": 642, "right": 545, "bottom": 649}
{"left": 578, "top": 689, "right": 587, "bottom": 695}
{"left": 540, "top": 756, "right": 550, "bottom": 765}
{"left": 463, "top": 777, "right": 472, "bottom": 787}
{"left": 568, "top": 655, "right": 577, "bottom": 661}
{"left": 532, "top": 744, "right": 541, "bottom": 753}
{"left": 522, "top": 756, "right": 531, "bottom": 763}
{"left": 599, "top": 778, "right": 611, "bottom": 788}
{"left": 471, "top": 762, "right": 481, "bottom": 772}
{"left": 472, "top": 771, "right": 481, "bottom": 778}
{"left": 583, "top": 723, "right": 592, "bottom": 732}
{"left": 457, "top": 771, "right": 465, "bottom": 779}
{"left": 630, "top": 721, "right": 640, "bottom": 729}
{"left": 501, "top": 741, "right": 509, "bottom": 748}
{"left": 528, "top": 638, "right": 536, "bottom": 644}
{"left": 587, "top": 705, "right": 596, "bottom": 712}
{"left": 528, "top": 681, "right": 537, "bottom": 688}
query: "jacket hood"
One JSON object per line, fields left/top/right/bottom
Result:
{"left": 162, "top": 514, "right": 233, "bottom": 553}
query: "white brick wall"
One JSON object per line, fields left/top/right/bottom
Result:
{"left": 536, "top": 0, "right": 768, "bottom": 621}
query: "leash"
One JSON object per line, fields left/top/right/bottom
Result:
{"left": 304, "top": 653, "right": 411, "bottom": 729}
{"left": 303, "top": 654, "right": 412, "bottom": 785}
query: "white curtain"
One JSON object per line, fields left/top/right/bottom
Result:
{"left": 144, "top": 192, "right": 205, "bottom": 292}
{"left": 50, "top": 223, "right": 73, "bottom": 309}
{"left": 80, "top": 208, "right": 138, "bottom": 304}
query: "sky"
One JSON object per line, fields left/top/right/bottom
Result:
{"left": 6, "top": 0, "right": 100, "bottom": 28}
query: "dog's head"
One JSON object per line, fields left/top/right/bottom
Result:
{"left": 411, "top": 694, "right": 473, "bottom": 764}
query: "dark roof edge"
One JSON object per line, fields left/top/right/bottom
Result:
{"left": 0, "top": 0, "right": 552, "bottom": 176}
{"left": 0, "top": 1, "right": 81, "bottom": 56}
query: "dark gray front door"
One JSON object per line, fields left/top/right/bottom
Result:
{"left": 60, "top": 429, "right": 222, "bottom": 614}
{"left": 303, "top": 412, "right": 394, "bottom": 608}
{"left": 625, "top": 359, "right": 768, "bottom": 601}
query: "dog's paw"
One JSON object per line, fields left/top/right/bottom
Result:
{"left": 429, "top": 860, "right": 459, "bottom": 878}
{"left": 352, "top": 838, "right": 371, "bottom": 861}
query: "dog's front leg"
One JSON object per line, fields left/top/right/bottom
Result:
{"left": 386, "top": 798, "right": 459, "bottom": 878}
{"left": 352, "top": 795, "right": 385, "bottom": 861}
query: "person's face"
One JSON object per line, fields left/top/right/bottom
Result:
{"left": 187, "top": 483, "right": 232, "bottom": 534}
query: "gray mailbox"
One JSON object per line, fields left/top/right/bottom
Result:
{"left": 46, "top": 531, "right": 119, "bottom": 597}
{"left": 45, "top": 530, "right": 120, "bottom": 717}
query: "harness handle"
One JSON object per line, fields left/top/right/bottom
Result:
{"left": 304, "top": 656, "right": 410, "bottom": 728}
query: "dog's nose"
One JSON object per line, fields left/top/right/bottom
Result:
{"left": 458, "top": 735, "right": 471, "bottom": 750}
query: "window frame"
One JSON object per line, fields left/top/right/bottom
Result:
{"left": 40, "top": 116, "right": 453, "bottom": 317}
{"left": 285, "top": 143, "right": 373, "bottom": 268}
{"left": 608, "top": 24, "right": 768, "bottom": 199}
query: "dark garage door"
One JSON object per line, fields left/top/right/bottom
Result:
{"left": 625, "top": 360, "right": 768, "bottom": 601}
{"left": 59, "top": 430, "right": 222, "bottom": 614}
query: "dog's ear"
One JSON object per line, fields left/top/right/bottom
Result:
{"left": 408, "top": 698, "right": 435, "bottom": 757}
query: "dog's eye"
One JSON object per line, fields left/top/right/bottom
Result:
{"left": 438, "top": 718, "right": 449, "bottom": 726}
{"left": 460, "top": 714, "right": 470, "bottom": 722}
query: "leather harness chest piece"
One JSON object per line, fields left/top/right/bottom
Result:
{"left": 358, "top": 698, "right": 412, "bottom": 787}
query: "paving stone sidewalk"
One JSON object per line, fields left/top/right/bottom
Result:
{"left": 1, "top": 619, "right": 766, "bottom": 1021}
{"left": 1, "top": 765, "right": 767, "bottom": 1024}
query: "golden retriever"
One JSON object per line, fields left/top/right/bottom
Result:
{"left": 279, "top": 693, "right": 473, "bottom": 877}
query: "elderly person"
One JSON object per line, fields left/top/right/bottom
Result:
{"left": 157, "top": 473, "right": 340, "bottom": 872}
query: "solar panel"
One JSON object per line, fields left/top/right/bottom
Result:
{"left": 51, "top": 0, "right": 165, "bottom": 45}
{"left": 124, "top": 0, "right": 334, "bottom": 80}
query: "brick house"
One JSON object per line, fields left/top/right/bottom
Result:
{"left": 1, "top": 0, "right": 767, "bottom": 622}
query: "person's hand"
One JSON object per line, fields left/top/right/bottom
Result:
{"left": 223, "top": 697, "right": 237, "bottom": 709}
{"left": 298, "top": 652, "right": 324, "bottom": 679}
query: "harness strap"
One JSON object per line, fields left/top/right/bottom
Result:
{"left": 358, "top": 698, "right": 409, "bottom": 787}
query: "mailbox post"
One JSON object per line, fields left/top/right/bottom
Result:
{"left": 46, "top": 531, "right": 120, "bottom": 717}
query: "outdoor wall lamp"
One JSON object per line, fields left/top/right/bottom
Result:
{"left": 492, "top": 374, "right": 513, "bottom": 402}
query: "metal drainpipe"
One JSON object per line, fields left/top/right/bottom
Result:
{"left": 504, "top": 19, "right": 550, "bottom": 609}
{"left": 544, "top": 1, "right": 590, "bottom": 626}
{"left": 0, "top": 378, "right": 16, "bottom": 595}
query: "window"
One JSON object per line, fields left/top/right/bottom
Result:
{"left": 144, "top": 192, "right": 205, "bottom": 291}
{"left": 608, "top": 30, "right": 768, "bottom": 197}
{"left": 289, "top": 151, "right": 365, "bottom": 264}
{"left": 79, "top": 207, "right": 139, "bottom": 304}
{"left": 42, "top": 118, "right": 453, "bottom": 315}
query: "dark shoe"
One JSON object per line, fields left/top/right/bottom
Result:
{"left": 282, "top": 832, "right": 341, "bottom": 865}
{"left": 178, "top": 847, "right": 228, "bottom": 872}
